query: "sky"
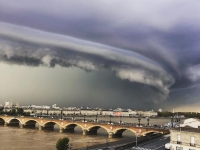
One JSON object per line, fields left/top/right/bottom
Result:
{"left": 0, "top": 0, "right": 200, "bottom": 111}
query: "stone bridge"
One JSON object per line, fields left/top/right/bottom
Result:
{"left": 0, "top": 116, "right": 169, "bottom": 138}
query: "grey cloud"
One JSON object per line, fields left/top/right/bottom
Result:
{"left": 186, "top": 64, "right": 200, "bottom": 82}
{"left": 0, "top": 23, "right": 175, "bottom": 102}
{"left": 0, "top": 0, "right": 200, "bottom": 109}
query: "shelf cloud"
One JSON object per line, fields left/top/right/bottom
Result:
{"left": 0, "top": 23, "right": 175, "bottom": 102}
{"left": 0, "top": 0, "right": 200, "bottom": 109}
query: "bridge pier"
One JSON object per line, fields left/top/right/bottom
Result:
{"left": 4, "top": 122, "right": 8, "bottom": 127}
{"left": 20, "top": 124, "right": 24, "bottom": 129}
{"left": 82, "top": 129, "right": 88, "bottom": 135}
{"left": 108, "top": 132, "right": 114, "bottom": 138}
{"left": 39, "top": 125, "right": 43, "bottom": 131}
{"left": 59, "top": 127, "right": 64, "bottom": 133}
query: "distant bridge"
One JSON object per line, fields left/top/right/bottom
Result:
{"left": 0, "top": 115, "right": 169, "bottom": 138}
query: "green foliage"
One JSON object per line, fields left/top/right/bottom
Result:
{"left": 23, "top": 112, "right": 30, "bottom": 116}
{"left": 0, "top": 107, "right": 4, "bottom": 111}
{"left": 56, "top": 137, "right": 69, "bottom": 150}
{"left": 1, "top": 108, "right": 30, "bottom": 116}
{"left": 182, "top": 112, "right": 200, "bottom": 118}
{"left": 17, "top": 108, "right": 24, "bottom": 115}
{"left": 158, "top": 111, "right": 173, "bottom": 117}
{"left": 158, "top": 111, "right": 200, "bottom": 119}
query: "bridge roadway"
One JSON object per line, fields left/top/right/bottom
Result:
{"left": 0, "top": 115, "right": 169, "bottom": 138}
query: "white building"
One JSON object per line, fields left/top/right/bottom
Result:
{"left": 79, "top": 107, "right": 101, "bottom": 115}
{"left": 128, "top": 110, "right": 138, "bottom": 116}
{"left": 16, "top": 101, "right": 19, "bottom": 107}
{"left": 101, "top": 110, "right": 113, "bottom": 116}
{"left": 52, "top": 104, "right": 60, "bottom": 109}
{"left": 170, "top": 127, "right": 200, "bottom": 150}
{"left": 5, "top": 101, "right": 9, "bottom": 107}
{"left": 168, "top": 118, "right": 200, "bottom": 150}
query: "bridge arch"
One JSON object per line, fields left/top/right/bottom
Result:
{"left": 113, "top": 128, "right": 137, "bottom": 138}
{"left": 63, "top": 123, "right": 84, "bottom": 132}
{"left": 24, "top": 119, "right": 41, "bottom": 128}
{"left": 42, "top": 121, "right": 61, "bottom": 130}
{"left": 7, "top": 118, "right": 23, "bottom": 124}
{"left": 87, "top": 125, "right": 109, "bottom": 135}
{"left": 7, "top": 118, "right": 22, "bottom": 127}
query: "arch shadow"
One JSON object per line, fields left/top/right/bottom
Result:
{"left": 24, "top": 119, "right": 40, "bottom": 128}
{"left": 7, "top": 118, "right": 22, "bottom": 127}
{"left": 87, "top": 125, "right": 109, "bottom": 135}
{"left": 0, "top": 117, "right": 5, "bottom": 125}
{"left": 142, "top": 130, "right": 163, "bottom": 136}
{"left": 64, "top": 123, "right": 84, "bottom": 133}
{"left": 113, "top": 128, "right": 137, "bottom": 138}
{"left": 43, "top": 121, "right": 61, "bottom": 130}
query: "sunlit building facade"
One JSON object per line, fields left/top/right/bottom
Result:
{"left": 170, "top": 127, "right": 200, "bottom": 150}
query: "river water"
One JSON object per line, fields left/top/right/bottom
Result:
{"left": 0, "top": 117, "right": 171, "bottom": 150}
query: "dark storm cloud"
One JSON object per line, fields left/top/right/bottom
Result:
{"left": 0, "top": 0, "right": 200, "bottom": 108}
{"left": 0, "top": 22, "right": 174, "bottom": 102}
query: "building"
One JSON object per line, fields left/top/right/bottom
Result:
{"left": 168, "top": 118, "right": 200, "bottom": 150}
{"left": 16, "top": 101, "right": 19, "bottom": 107}
{"left": 4, "top": 101, "right": 9, "bottom": 107}
{"left": 170, "top": 127, "right": 200, "bottom": 150}
{"left": 180, "top": 118, "right": 200, "bottom": 128}
{"left": 101, "top": 109, "right": 113, "bottom": 116}
{"left": 137, "top": 110, "right": 158, "bottom": 117}
{"left": 9, "top": 100, "right": 13, "bottom": 107}
{"left": 113, "top": 108, "right": 129, "bottom": 116}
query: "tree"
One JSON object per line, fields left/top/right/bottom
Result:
{"left": 17, "top": 108, "right": 24, "bottom": 115}
{"left": 56, "top": 137, "right": 69, "bottom": 150}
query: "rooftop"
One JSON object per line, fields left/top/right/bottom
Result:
{"left": 171, "top": 127, "right": 200, "bottom": 133}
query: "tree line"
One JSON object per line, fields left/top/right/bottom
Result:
{"left": 0, "top": 107, "right": 30, "bottom": 116}
{"left": 158, "top": 111, "right": 200, "bottom": 118}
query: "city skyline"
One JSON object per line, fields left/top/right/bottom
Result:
{"left": 0, "top": 0, "right": 200, "bottom": 111}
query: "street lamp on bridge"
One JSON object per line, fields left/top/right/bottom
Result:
{"left": 94, "top": 113, "right": 98, "bottom": 123}
{"left": 138, "top": 117, "right": 141, "bottom": 127}
{"left": 135, "top": 129, "right": 141, "bottom": 147}
{"left": 119, "top": 115, "right": 123, "bottom": 124}
{"left": 82, "top": 114, "right": 87, "bottom": 123}
{"left": 72, "top": 112, "right": 75, "bottom": 123}
{"left": 60, "top": 109, "right": 63, "bottom": 120}
{"left": 171, "top": 116, "right": 174, "bottom": 128}
{"left": 146, "top": 117, "right": 150, "bottom": 127}
{"left": 108, "top": 114, "right": 112, "bottom": 124}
